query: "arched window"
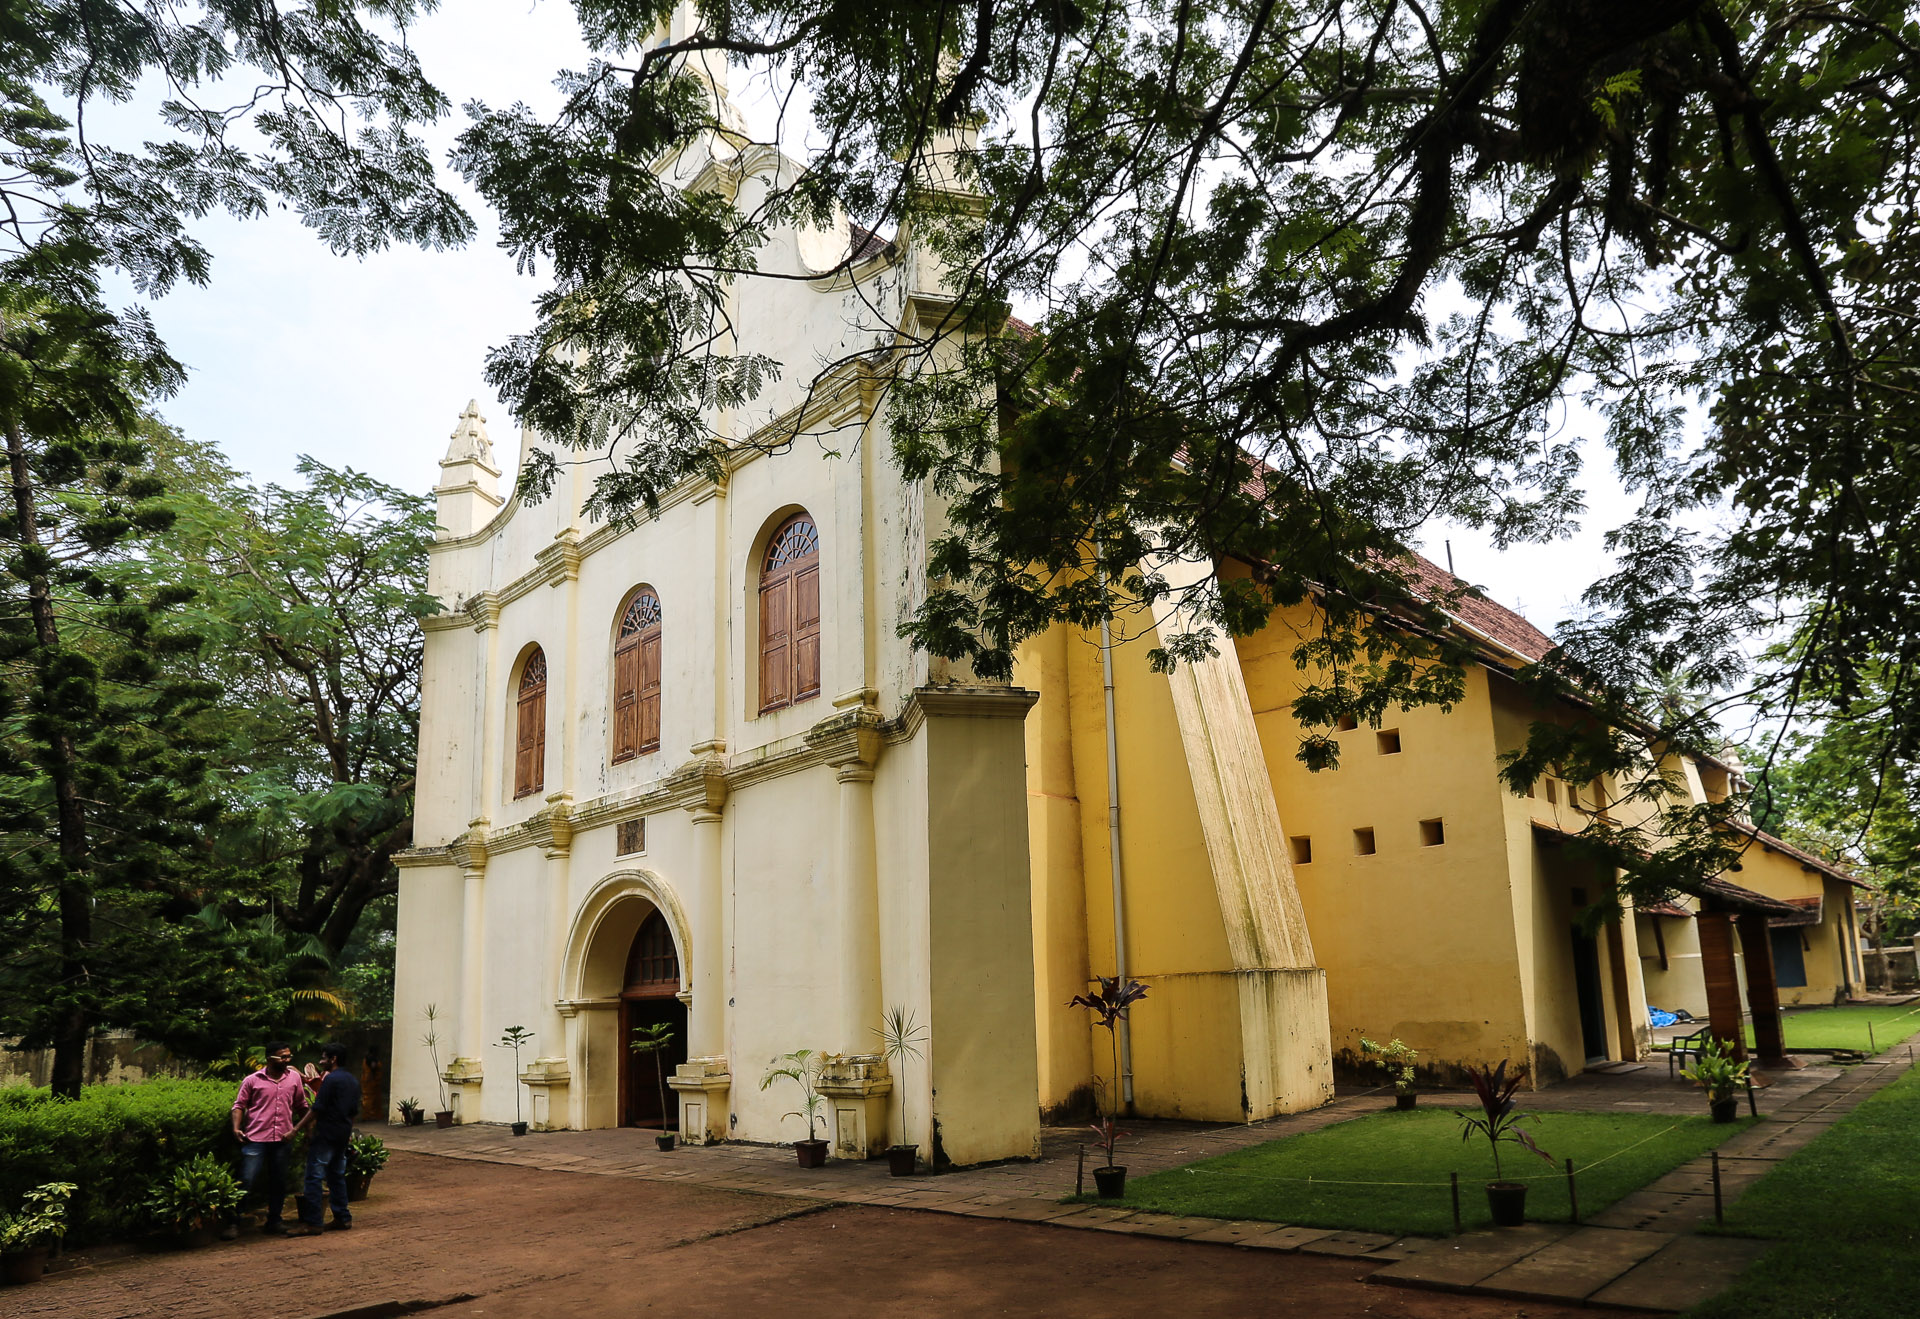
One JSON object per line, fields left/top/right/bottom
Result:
{"left": 613, "top": 588, "right": 662, "bottom": 763}
{"left": 513, "top": 648, "right": 547, "bottom": 799}
{"left": 623, "top": 910, "right": 680, "bottom": 991}
{"left": 758, "top": 513, "right": 820, "bottom": 713}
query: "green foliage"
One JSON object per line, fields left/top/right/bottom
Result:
{"left": 873, "top": 1004, "right": 926, "bottom": 1151}
{"left": 759, "top": 1049, "right": 826, "bottom": 1143}
{"left": 0, "top": 1181, "right": 75, "bottom": 1254}
{"left": 1681, "top": 1036, "right": 1752, "bottom": 1103}
{"left": 1359, "top": 1037, "right": 1419, "bottom": 1093}
{"left": 1117, "top": 1109, "right": 1751, "bottom": 1237}
{"left": 453, "top": 0, "right": 1920, "bottom": 915}
{"left": 345, "top": 1133, "right": 389, "bottom": 1177}
{"left": 628, "top": 1021, "right": 677, "bottom": 1130}
{"left": 0, "top": 1079, "right": 234, "bottom": 1243}
{"left": 497, "top": 1025, "right": 536, "bottom": 1125}
{"left": 420, "top": 1003, "right": 449, "bottom": 1113}
{"left": 1457, "top": 1062, "right": 1553, "bottom": 1183}
{"left": 140, "top": 1152, "right": 244, "bottom": 1235}
{"left": 1694, "top": 1065, "right": 1920, "bottom": 1319}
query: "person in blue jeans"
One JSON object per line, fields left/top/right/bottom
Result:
{"left": 291, "top": 1042, "right": 362, "bottom": 1235}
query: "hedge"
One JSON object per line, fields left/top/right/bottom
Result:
{"left": 0, "top": 1079, "right": 238, "bottom": 1243}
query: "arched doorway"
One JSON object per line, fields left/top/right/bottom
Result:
{"left": 620, "top": 909, "right": 689, "bottom": 1129}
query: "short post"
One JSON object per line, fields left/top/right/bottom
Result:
{"left": 1565, "top": 1158, "right": 1579, "bottom": 1225}
{"left": 1746, "top": 1075, "right": 1759, "bottom": 1117}
{"left": 1868, "top": 1022, "right": 1877, "bottom": 1054}
{"left": 1076, "top": 1143, "right": 1086, "bottom": 1197}
{"left": 1711, "top": 1150, "right": 1724, "bottom": 1224}
{"left": 1450, "top": 1171, "right": 1461, "bottom": 1233}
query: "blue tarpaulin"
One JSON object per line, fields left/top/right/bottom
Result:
{"left": 1649, "top": 1007, "right": 1679, "bottom": 1028}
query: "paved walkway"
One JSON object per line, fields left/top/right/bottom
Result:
{"left": 381, "top": 1034, "right": 1920, "bottom": 1314}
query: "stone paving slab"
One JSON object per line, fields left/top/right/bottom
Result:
{"left": 1241, "top": 1225, "right": 1338, "bottom": 1251}
{"left": 1588, "top": 1235, "right": 1777, "bottom": 1312}
{"left": 1296, "top": 1229, "right": 1411, "bottom": 1257}
{"left": 1369, "top": 1224, "right": 1573, "bottom": 1290}
{"left": 1584, "top": 1190, "right": 1717, "bottom": 1232}
{"left": 1474, "top": 1227, "right": 1674, "bottom": 1302}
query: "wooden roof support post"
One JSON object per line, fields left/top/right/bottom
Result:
{"left": 1695, "top": 910, "right": 1748, "bottom": 1062}
{"left": 1737, "top": 912, "right": 1789, "bottom": 1065}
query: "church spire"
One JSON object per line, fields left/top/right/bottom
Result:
{"left": 434, "top": 397, "right": 503, "bottom": 538}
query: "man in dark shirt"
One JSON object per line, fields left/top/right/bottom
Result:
{"left": 292, "top": 1041, "right": 362, "bottom": 1235}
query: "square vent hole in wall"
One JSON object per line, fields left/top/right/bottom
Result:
{"left": 1353, "top": 827, "right": 1376, "bottom": 856}
{"left": 617, "top": 818, "right": 646, "bottom": 856}
{"left": 1289, "top": 836, "right": 1313, "bottom": 865}
{"left": 1376, "top": 729, "right": 1402, "bottom": 755}
{"left": 1336, "top": 713, "right": 1359, "bottom": 731}
{"left": 1420, "top": 818, "right": 1445, "bottom": 846}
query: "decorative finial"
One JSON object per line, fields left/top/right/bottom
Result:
{"left": 444, "top": 398, "right": 494, "bottom": 466}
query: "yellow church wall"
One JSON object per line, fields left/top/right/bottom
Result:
{"left": 1724, "top": 844, "right": 1849, "bottom": 1008}
{"left": 1235, "top": 608, "right": 1532, "bottom": 1081}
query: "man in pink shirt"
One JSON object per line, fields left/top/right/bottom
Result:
{"left": 224, "top": 1041, "right": 311, "bottom": 1237}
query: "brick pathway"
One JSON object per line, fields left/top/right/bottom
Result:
{"left": 377, "top": 1032, "right": 1920, "bottom": 1314}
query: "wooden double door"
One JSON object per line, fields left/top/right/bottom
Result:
{"left": 620, "top": 909, "right": 688, "bottom": 1129}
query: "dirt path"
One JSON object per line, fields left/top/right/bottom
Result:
{"left": 13, "top": 1153, "right": 1600, "bottom": 1319}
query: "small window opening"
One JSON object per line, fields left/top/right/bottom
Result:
{"left": 617, "top": 818, "right": 646, "bottom": 856}
{"left": 1289, "top": 836, "right": 1313, "bottom": 865}
{"left": 1545, "top": 779, "right": 1559, "bottom": 805}
{"left": 1420, "top": 818, "right": 1445, "bottom": 847}
{"left": 1376, "top": 729, "right": 1402, "bottom": 755}
{"left": 1336, "top": 713, "right": 1359, "bottom": 732}
{"left": 1524, "top": 779, "right": 1536, "bottom": 799}
{"left": 1353, "top": 827, "right": 1376, "bottom": 856}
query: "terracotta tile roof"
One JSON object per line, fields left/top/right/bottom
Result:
{"left": 1639, "top": 901, "right": 1693, "bottom": 919}
{"left": 1768, "top": 895, "right": 1824, "bottom": 929}
{"left": 1396, "top": 551, "right": 1556, "bottom": 664}
{"left": 1533, "top": 821, "right": 1803, "bottom": 917}
{"left": 849, "top": 220, "right": 891, "bottom": 264}
{"left": 1726, "top": 820, "right": 1867, "bottom": 889}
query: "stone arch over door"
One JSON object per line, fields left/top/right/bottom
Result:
{"left": 558, "top": 870, "right": 693, "bottom": 1129}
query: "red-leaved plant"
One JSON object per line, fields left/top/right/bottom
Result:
{"left": 1457, "top": 1061, "right": 1554, "bottom": 1183}
{"left": 1069, "top": 976, "right": 1149, "bottom": 1168}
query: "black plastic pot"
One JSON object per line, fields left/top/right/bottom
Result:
{"left": 655, "top": 1132, "right": 676, "bottom": 1151}
{"left": 434, "top": 1111, "right": 454, "bottom": 1129}
{"left": 1395, "top": 1092, "right": 1418, "bottom": 1111}
{"left": 794, "top": 1138, "right": 829, "bottom": 1168}
{"left": 1486, "top": 1181, "right": 1528, "bottom": 1227}
{"left": 887, "top": 1144, "right": 918, "bottom": 1177}
{"left": 511, "top": 1122, "right": 529, "bottom": 1137}
{"left": 1093, "top": 1165, "right": 1128, "bottom": 1199}
{"left": 1710, "top": 1097, "right": 1740, "bottom": 1124}
{"left": 402, "top": 1110, "right": 424, "bottom": 1127}
{"left": 348, "top": 1173, "right": 374, "bottom": 1201}
{"left": 4, "top": 1245, "right": 50, "bottom": 1284}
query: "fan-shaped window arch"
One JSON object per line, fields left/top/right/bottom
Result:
{"left": 758, "top": 513, "right": 820, "bottom": 713}
{"left": 513, "top": 647, "right": 547, "bottom": 799}
{"left": 613, "top": 588, "right": 663, "bottom": 763}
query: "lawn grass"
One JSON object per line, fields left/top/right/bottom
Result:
{"left": 1747, "top": 1002, "right": 1920, "bottom": 1054}
{"left": 1689, "top": 1065, "right": 1920, "bottom": 1319}
{"left": 1106, "top": 1108, "right": 1752, "bottom": 1237}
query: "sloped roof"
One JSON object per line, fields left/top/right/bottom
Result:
{"left": 1726, "top": 820, "right": 1867, "bottom": 889}
{"left": 849, "top": 220, "right": 891, "bottom": 264}
{"left": 1768, "top": 895, "right": 1824, "bottom": 929}
{"left": 1397, "top": 552, "right": 1556, "bottom": 664}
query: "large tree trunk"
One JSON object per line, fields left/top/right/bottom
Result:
{"left": 5, "top": 416, "right": 93, "bottom": 1099}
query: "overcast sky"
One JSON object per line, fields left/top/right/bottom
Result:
{"left": 100, "top": 0, "right": 1643, "bottom": 634}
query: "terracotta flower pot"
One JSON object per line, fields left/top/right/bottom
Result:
{"left": 1485, "top": 1181, "right": 1528, "bottom": 1227}
{"left": 1710, "top": 1097, "right": 1740, "bottom": 1124}
{"left": 1093, "top": 1165, "right": 1128, "bottom": 1199}
{"left": 887, "top": 1145, "right": 918, "bottom": 1177}
{"left": 3, "top": 1246, "right": 50, "bottom": 1285}
{"left": 434, "top": 1111, "right": 454, "bottom": 1129}
{"left": 794, "top": 1138, "right": 829, "bottom": 1168}
{"left": 1395, "top": 1091, "right": 1418, "bottom": 1111}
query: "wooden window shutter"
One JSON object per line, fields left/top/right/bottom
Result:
{"left": 759, "top": 514, "right": 820, "bottom": 713}
{"left": 612, "top": 590, "right": 660, "bottom": 763}
{"left": 514, "top": 649, "right": 547, "bottom": 798}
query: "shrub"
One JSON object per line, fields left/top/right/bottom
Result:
{"left": 140, "top": 1154, "right": 244, "bottom": 1235}
{"left": 0, "top": 1079, "right": 236, "bottom": 1243}
{"left": 346, "top": 1133, "right": 389, "bottom": 1177}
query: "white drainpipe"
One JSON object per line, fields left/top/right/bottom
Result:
{"left": 1099, "top": 600, "right": 1135, "bottom": 1110}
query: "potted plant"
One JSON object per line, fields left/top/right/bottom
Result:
{"left": 496, "top": 1025, "right": 535, "bottom": 1135}
{"left": 630, "top": 1021, "right": 679, "bottom": 1150}
{"left": 1681, "top": 1037, "right": 1751, "bottom": 1123}
{"left": 142, "top": 1154, "right": 245, "bottom": 1249}
{"left": 1458, "top": 1061, "right": 1553, "bottom": 1227}
{"left": 1069, "top": 975, "right": 1149, "bottom": 1199}
{"left": 345, "top": 1134, "right": 390, "bottom": 1200}
{"left": 422, "top": 1003, "right": 454, "bottom": 1127}
{"left": 1360, "top": 1036, "right": 1421, "bottom": 1109}
{"left": 398, "top": 1097, "right": 425, "bottom": 1127}
{"left": 874, "top": 1005, "right": 928, "bottom": 1175}
{"left": 761, "top": 1049, "right": 830, "bottom": 1167}
{"left": 1, "top": 1182, "right": 75, "bottom": 1285}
